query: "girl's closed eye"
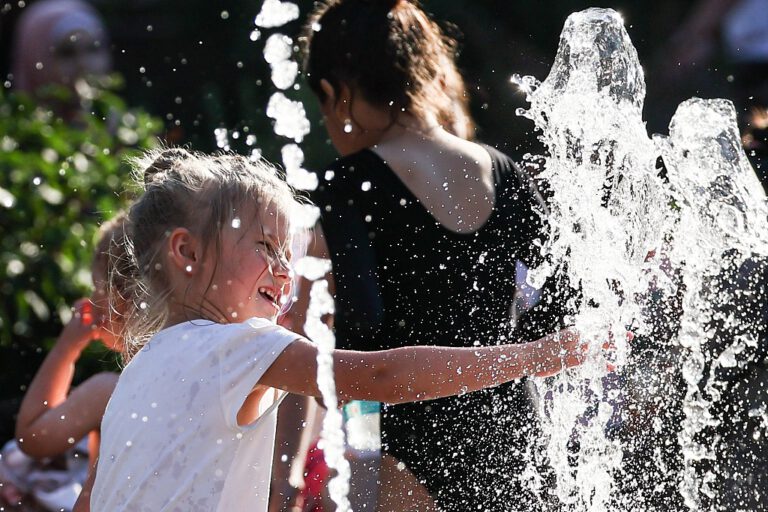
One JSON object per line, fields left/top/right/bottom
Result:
{"left": 257, "top": 240, "right": 289, "bottom": 266}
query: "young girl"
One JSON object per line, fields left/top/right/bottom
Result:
{"left": 6, "top": 213, "right": 129, "bottom": 511}
{"left": 83, "top": 148, "right": 593, "bottom": 511}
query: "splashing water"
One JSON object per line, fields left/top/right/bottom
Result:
{"left": 255, "top": 1, "right": 352, "bottom": 510}
{"left": 254, "top": 0, "right": 299, "bottom": 29}
{"left": 658, "top": 99, "right": 768, "bottom": 510}
{"left": 516, "top": 8, "right": 768, "bottom": 511}
{"left": 302, "top": 279, "right": 352, "bottom": 512}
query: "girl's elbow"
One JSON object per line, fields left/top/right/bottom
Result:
{"left": 14, "top": 432, "right": 50, "bottom": 460}
{"left": 351, "top": 364, "right": 410, "bottom": 404}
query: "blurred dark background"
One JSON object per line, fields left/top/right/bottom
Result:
{"left": 0, "top": 0, "right": 750, "bottom": 164}
{"left": 0, "top": 0, "right": 765, "bottom": 444}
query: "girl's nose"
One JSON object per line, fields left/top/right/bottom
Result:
{"left": 270, "top": 258, "right": 292, "bottom": 284}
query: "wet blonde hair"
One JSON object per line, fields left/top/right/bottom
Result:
{"left": 92, "top": 210, "right": 133, "bottom": 343}
{"left": 93, "top": 211, "right": 130, "bottom": 293}
{"left": 121, "top": 148, "right": 307, "bottom": 360}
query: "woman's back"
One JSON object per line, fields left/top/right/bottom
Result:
{"left": 313, "top": 142, "right": 555, "bottom": 510}
{"left": 371, "top": 131, "right": 495, "bottom": 234}
{"left": 301, "top": 0, "right": 567, "bottom": 507}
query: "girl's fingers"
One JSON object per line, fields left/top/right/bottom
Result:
{"left": 81, "top": 301, "right": 94, "bottom": 327}
{"left": 602, "top": 331, "right": 634, "bottom": 350}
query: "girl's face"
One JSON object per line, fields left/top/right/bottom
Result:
{"left": 200, "top": 203, "right": 293, "bottom": 323}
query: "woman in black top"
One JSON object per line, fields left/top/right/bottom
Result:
{"left": 300, "top": 1, "right": 565, "bottom": 509}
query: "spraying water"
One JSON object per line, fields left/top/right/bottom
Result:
{"left": 254, "top": 1, "right": 353, "bottom": 510}
{"left": 516, "top": 8, "right": 768, "bottom": 511}
{"left": 659, "top": 98, "right": 768, "bottom": 510}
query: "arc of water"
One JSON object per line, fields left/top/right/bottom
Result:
{"left": 658, "top": 98, "right": 768, "bottom": 510}
{"left": 254, "top": 2, "right": 352, "bottom": 510}
{"left": 515, "top": 9, "right": 668, "bottom": 510}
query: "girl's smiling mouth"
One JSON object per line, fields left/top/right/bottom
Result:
{"left": 258, "top": 286, "right": 280, "bottom": 308}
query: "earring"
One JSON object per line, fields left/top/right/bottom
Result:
{"left": 185, "top": 265, "right": 193, "bottom": 274}
{"left": 343, "top": 119, "right": 353, "bottom": 134}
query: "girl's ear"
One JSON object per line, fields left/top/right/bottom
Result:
{"left": 168, "top": 227, "right": 200, "bottom": 274}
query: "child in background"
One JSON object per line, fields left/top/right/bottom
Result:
{"left": 1, "top": 214, "right": 130, "bottom": 511}
{"left": 83, "top": 148, "right": 599, "bottom": 512}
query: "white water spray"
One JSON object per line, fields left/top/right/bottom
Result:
{"left": 255, "top": 1, "right": 352, "bottom": 510}
{"left": 516, "top": 8, "right": 768, "bottom": 511}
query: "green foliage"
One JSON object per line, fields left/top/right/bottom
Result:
{"left": 0, "top": 80, "right": 161, "bottom": 385}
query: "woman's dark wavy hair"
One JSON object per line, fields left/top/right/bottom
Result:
{"left": 302, "top": 0, "right": 475, "bottom": 138}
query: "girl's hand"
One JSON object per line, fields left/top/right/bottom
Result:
{"left": 530, "top": 329, "right": 587, "bottom": 378}
{"left": 57, "top": 299, "right": 102, "bottom": 353}
{"left": 531, "top": 328, "right": 630, "bottom": 377}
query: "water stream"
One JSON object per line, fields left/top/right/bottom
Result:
{"left": 517, "top": 8, "right": 768, "bottom": 511}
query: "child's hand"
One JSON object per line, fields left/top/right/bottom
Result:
{"left": 57, "top": 299, "right": 102, "bottom": 352}
{"left": 531, "top": 329, "right": 632, "bottom": 377}
{"left": 531, "top": 328, "right": 586, "bottom": 378}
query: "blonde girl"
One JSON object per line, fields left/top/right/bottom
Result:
{"left": 82, "top": 149, "right": 594, "bottom": 511}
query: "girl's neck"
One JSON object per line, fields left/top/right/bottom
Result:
{"left": 163, "top": 300, "right": 224, "bottom": 329}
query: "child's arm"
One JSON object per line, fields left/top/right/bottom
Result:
{"left": 73, "top": 460, "right": 97, "bottom": 512}
{"left": 261, "top": 330, "right": 586, "bottom": 404}
{"left": 15, "top": 300, "right": 117, "bottom": 459}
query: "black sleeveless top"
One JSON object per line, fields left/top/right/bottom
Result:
{"left": 312, "top": 146, "right": 561, "bottom": 510}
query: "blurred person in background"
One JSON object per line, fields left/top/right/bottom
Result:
{"left": 10, "top": 0, "right": 111, "bottom": 121}
{"left": 0, "top": 215, "right": 130, "bottom": 512}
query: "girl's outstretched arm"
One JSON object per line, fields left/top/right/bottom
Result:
{"left": 260, "top": 330, "right": 587, "bottom": 404}
{"left": 15, "top": 300, "right": 117, "bottom": 459}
